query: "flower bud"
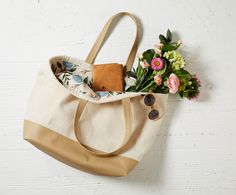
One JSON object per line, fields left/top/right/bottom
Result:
{"left": 154, "top": 75, "right": 162, "bottom": 86}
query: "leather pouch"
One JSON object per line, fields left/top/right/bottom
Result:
{"left": 92, "top": 63, "right": 124, "bottom": 91}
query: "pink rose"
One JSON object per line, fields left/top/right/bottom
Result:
{"left": 167, "top": 73, "right": 180, "bottom": 94}
{"left": 154, "top": 75, "right": 162, "bottom": 86}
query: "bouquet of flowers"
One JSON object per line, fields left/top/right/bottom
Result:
{"left": 126, "top": 29, "right": 201, "bottom": 100}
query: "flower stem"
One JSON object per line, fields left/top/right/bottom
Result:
{"left": 140, "top": 81, "right": 155, "bottom": 92}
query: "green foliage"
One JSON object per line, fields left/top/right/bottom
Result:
{"left": 127, "top": 70, "right": 137, "bottom": 79}
{"left": 161, "top": 44, "right": 176, "bottom": 52}
{"left": 126, "top": 29, "right": 201, "bottom": 99}
{"left": 166, "top": 29, "right": 172, "bottom": 43}
{"left": 174, "top": 69, "right": 201, "bottom": 99}
{"left": 143, "top": 49, "right": 155, "bottom": 64}
{"left": 159, "top": 29, "right": 172, "bottom": 45}
{"left": 174, "top": 69, "right": 192, "bottom": 80}
{"left": 159, "top": 34, "right": 168, "bottom": 44}
{"left": 159, "top": 29, "right": 179, "bottom": 51}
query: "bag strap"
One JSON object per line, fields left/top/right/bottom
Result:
{"left": 85, "top": 12, "right": 140, "bottom": 72}
{"left": 74, "top": 98, "right": 136, "bottom": 156}
{"left": 73, "top": 12, "right": 141, "bottom": 156}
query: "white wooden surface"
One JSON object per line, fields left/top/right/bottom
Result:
{"left": 0, "top": 0, "right": 236, "bottom": 194}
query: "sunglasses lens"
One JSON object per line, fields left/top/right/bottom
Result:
{"left": 144, "top": 94, "right": 155, "bottom": 106}
{"left": 148, "top": 109, "right": 159, "bottom": 120}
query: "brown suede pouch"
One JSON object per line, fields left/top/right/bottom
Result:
{"left": 92, "top": 63, "right": 124, "bottom": 92}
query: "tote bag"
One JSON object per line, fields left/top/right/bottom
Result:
{"left": 23, "top": 12, "right": 168, "bottom": 176}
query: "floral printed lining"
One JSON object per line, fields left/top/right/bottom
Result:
{"left": 50, "top": 56, "right": 136, "bottom": 103}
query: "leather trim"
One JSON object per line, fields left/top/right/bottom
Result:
{"left": 23, "top": 120, "right": 138, "bottom": 176}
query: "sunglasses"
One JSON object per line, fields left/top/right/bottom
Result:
{"left": 144, "top": 94, "right": 159, "bottom": 120}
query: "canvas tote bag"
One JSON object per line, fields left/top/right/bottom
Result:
{"left": 23, "top": 12, "right": 168, "bottom": 176}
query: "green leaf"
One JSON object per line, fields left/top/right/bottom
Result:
{"left": 137, "top": 68, "right": 154, "bottom": 89}
{"left": 135, "top": 68, "right": 152, "bottom": 91}
{"left": 161, "top": 44, "right": 176, "bottom": 52}
{"left": 166, "top": 29, "right": 172, "bottom": 43}
{"left": 153, "top": 87, "right": 169, "bottom": 94}
{"left": 174, "top": 69, "right": 191, "bottom": 79}
{"left": 153, "top": 52, "right": 159, "bottom": 58}
{"left": 140, "top": 80, "right": 155, "bottom": 92}
{"left": 143, "top": 49, "right": 155, "bottom": 64}
{"left": 159, "top": 34, "right": 167, "bottom": 44}
{"left": 135, "top": 70, "right": 146, "bottom": 90}
{"left": 136, "top": 65, "right": 144, "bottom": 80}
{"left": 127, "top": 71, "right": 137, "bottom": 79}
{"left": 126, "top": 85, "right": 136, "bottom": 92}
{"left": 171, "top": 42, "right": 181, "bottom": 49}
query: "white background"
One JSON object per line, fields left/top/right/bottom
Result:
{"left": 0, "top": 0, "right": 236, "bottom": 194}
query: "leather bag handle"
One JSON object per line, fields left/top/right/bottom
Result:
{"left": 74, "top": 12, "right": 141, "bottom": 156}
{"left": 85, "top": 12, "right": 140, "bottom": 72}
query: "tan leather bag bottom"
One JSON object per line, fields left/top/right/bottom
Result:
{"left": 23, "top": 120, "right": 138, "bottom": 176}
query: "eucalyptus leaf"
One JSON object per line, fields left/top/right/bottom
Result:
{"left": 63, "top": 61, "right": 74, "bottom": 69}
